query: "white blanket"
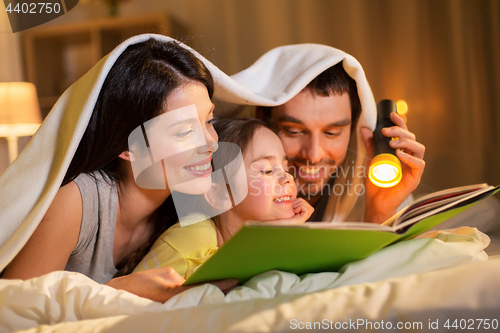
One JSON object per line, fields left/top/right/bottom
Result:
{"left": 0, "top": 227, "right": 493, "bottom": 332}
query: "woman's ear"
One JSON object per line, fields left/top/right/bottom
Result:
{"left": 118, "top": 151, "right": 134, "bottom": 161}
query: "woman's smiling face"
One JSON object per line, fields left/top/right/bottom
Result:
{"left": 131, "top": 81, "right": 218, "bottom": 195}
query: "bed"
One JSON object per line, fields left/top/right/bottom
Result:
{"left": 1, "top": 197, "right": 500, "bottom": 332}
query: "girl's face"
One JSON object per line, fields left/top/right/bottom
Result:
{"left": 131, "top": 81, "right": 218, "bottom": 195}
{"left": 233, "top": 127, "right": 297, "bottom": 221}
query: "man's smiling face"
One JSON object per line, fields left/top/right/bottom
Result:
{"left": 271, "top": 89, "right": 352, "bottom": 203}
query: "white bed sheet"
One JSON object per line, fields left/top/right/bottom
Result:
{"left": 20, "top": 258, "right": 500, "bottom": 333}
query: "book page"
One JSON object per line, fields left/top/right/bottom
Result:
{"left": 390, "top": 184, "right": 489, "bottom": 228}
{"left": 392, "top": 185, "right": 495, "bottom": 232}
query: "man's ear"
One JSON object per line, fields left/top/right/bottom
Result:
{"left": 118, "top": 150, "right": 135, "bottom": 161}
{"left": 204, "top": 183, "right": 233, "bottom": 211}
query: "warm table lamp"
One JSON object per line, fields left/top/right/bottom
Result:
{"left": 0, "top": 82, "right": 42, "bottom": 163}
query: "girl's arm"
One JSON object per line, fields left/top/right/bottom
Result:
{"left": 2, "top": 181, "right": 82, "bottom": 279}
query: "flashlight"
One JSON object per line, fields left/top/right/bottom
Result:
{"left": 368, "top": 99, "right": 402, "bottom": 188}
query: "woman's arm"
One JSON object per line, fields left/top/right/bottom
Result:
{"left": 106, "top": 267, "right": 237, "bottom": 303}
{"left": 3, "top": 181, "right": 83, "bottom": 279}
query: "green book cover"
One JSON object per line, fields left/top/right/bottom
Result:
{"left": 185, "top": 185, "right": 499, "bottom": 285}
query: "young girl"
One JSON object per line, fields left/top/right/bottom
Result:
{"left": 135, "top": 118, "right": 314, "bottom": 278}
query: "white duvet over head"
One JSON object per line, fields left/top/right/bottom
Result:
{"left": 0, "top": 34, "right": 376, "bottom": 271}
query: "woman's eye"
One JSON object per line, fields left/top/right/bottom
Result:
{"left": 206, "top": 118, "right": 215, "bottom": 126}
{"left": 176, "top": 129, "right": 194, "bottom": 138}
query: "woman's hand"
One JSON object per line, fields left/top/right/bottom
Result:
{"left": 361, "top": 112, "right": 426, "bottom": 223}
{"left": 105, "top": 267, "right": 238, "bottom": 303}
{"left": 264, "top": 198, "right": 314, "bottom": 225}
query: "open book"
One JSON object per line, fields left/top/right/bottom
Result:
{"left": 185, "top": 184, "right": 499, "bottom": 285}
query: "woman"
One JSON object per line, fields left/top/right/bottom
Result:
{"left": 2, "top": 38, "right": 236, "bottom": 302}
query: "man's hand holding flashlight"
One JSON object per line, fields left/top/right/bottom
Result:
{"left": 361, "top": 112, "right": 426, "bottom": 224}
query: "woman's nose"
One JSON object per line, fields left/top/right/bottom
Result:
{"left": 209, "top": 141, "right": 219, "bottom": 153}
{"left": 197, "top": 142, "right": 218, "bottom": 154}
{"left": 196, "top": 138, "right": 218, "bottom": 155}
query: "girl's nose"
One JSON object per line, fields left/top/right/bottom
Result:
{"left": 279, "top": 169, "right": 293, "bottom": 185}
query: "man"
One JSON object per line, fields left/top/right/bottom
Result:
{"left": 256, "top": 62, "right": 425, "bottom": 223}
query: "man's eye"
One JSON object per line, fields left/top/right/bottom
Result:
{"left": 284, "top": 127, "right": 302, "bottom": 136}
{"left": 325, "top": 131, "right": 341, "bottom": 137}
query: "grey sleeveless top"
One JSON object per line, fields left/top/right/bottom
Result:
{"left": 65, "top": 172, "right": 119, "bottom": 283}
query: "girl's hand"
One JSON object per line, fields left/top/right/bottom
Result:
{"left": 264, "top": 198, "right": 314, "bottom": 225}
{"left": 106, "top": 267, "right": 238, "bottom": 303}
{"left": 291, "top": 198, "right": 314, "bottom": 223}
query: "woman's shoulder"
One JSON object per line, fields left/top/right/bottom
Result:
{"left": 44, "top": 181, "right": 83, "bottom": 233}
{"left": 52, "top": 181, "right": 83, "bottom": 215}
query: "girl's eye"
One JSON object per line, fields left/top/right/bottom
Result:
{"left": 177, "top": 129, "right": 194, "bottom": 138}
{"left": 262, "top": 169, "right": 273, "bottom": 175}
{"left": 206, "top": 118, "right": 215, "bottom": 126}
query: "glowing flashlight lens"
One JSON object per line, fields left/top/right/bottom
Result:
{"left": 368, "top": 153, "right": 402, "bottom": 188}
{"left": 372, "top": 164, "right": 398, "bottom": 182}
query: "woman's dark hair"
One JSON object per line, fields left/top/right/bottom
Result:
{"left": 62, "top": 38, "right": 214, "bottom": 276}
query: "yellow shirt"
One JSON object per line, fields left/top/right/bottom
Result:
{"left": 134, "top": 215, "right": 218, "bottom": 279}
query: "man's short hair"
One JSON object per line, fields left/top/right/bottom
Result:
{"left": 259, "top": 61, "right": 361, "bottom": 131}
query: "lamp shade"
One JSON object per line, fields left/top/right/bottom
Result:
{"left": 0, "top": 82, "right": 42, "bottom": 163}
{"left": 0, "top": 82, "right": 42, "bottom": 137}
